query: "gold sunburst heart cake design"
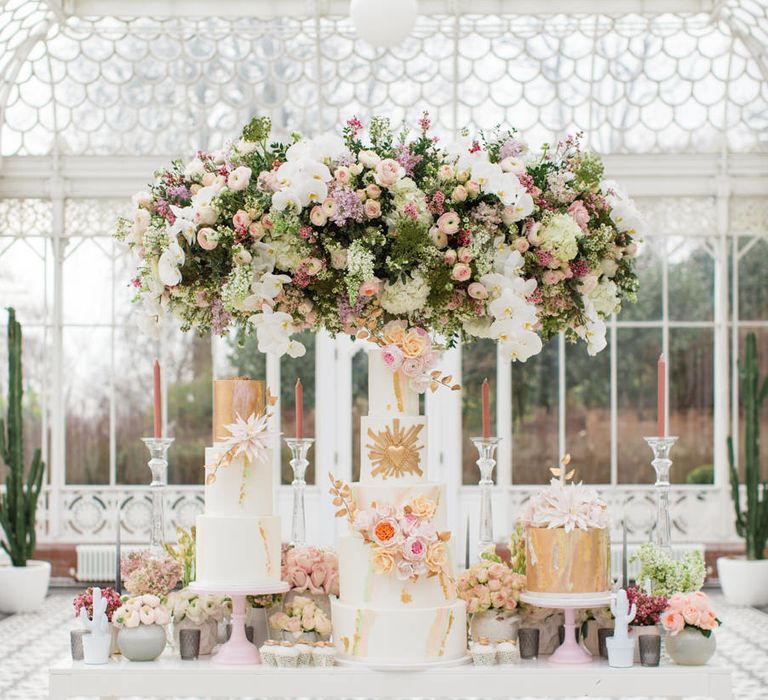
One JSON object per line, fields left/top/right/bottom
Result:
{"left": 367, "top": 419, "right": 424, "bottom": 479}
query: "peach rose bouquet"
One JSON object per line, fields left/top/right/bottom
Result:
{"left": 282, "top": 545, "right": 340, "bottom": 597}
{"left": 457, "top": 558, "right": 526, "bottom": 614}
{"left": 660, "top": 591, "right": 721, "bottom": 638}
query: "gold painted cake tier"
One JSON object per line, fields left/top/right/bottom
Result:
{"left": 212, "top": 378, "right": 265, "bottom": 442}
{"left": 525, "top": 526, "right": 611, "bottom": 594}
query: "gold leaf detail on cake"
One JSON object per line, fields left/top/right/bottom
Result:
{"left": 258, "top": 523, "right": 272, "bottom": 576}
{"left": 401, "top": 590, "right": 413, "bottom": 604}
{"left": 340, "top": 636, "right": 350, "bottom": 653}
{"left": 367, "top": 419, "right": 424, "bottom": 480}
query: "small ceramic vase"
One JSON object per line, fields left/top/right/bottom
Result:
{"left": 518, "top": 628, "right": 539, "bottom": 660}
{"left": 639, "top": 634, "right": 661, "bottom": 666}
{"left": 70, "top": 629, "right": 88, "bottom": 661}
{"left": 117, "top": 624, "right": 167, "bottom": 662}
{"left": 173, "top": 618, "right": 218, "bottom": 656}
{"left": 665, "top": 629, "right": 716, "bottom": 666}
{"left": 631, "top": 624, "right": 661, "bottom": 664}
{"left": 179, "top": 628, "right": 201, "bottom": 660}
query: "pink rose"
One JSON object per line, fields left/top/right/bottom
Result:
{"left": 466, "top": 180, "right": 480, "bottom": 197}
{"left": 444, "top": 249, "right": 458, "bottom": 266}
{"left": 567, "top": 200, "right": 590, "bottom": 231}
{"left": 309, "top": 563, "right": 328, "bottom": 594}
{"left": 334, "top": 166, "right": 351, "bottom": 185}
{"left": 466, "top": 598, "right": 480, "bottom": 614}
{"left": 437, "top": 211, "right": 460, "bottom": 235}
{"left": 429, "top": 226, "right": 448, "bottom": 249}
{"left": 232, "top": 209, "right": 251, "bottom": 229}
{"left": 396, "top": 560, "right": 416, "bottom": 581}
{"left": 542, "top": 270, "right": 560, "bottom": 285}
{"left": 359, "top": 278, "right": 381, "bottom": 297}
{"left": 197, "top": 227, "right": 217, "bottom": 251}
{"left": 310, "top": 206, "right": 327, "bottom": 226}
{"left": 249, "top": 222, "right": 266, "bottom": 239}
{"left": 661, "top": 609, "right": 685, "bottom": 635}
{"left": 452, "top": 185, "right": 468, "bottom": 202}
{"left": 374, "top": 158, "right": 405, "bottom": 187}
{"left": 401, "top": 357, "right": 424, "bottom": 378}
{"left": 285, "top": 616, "right": 302, "bottom": 633}
{"left": 294, "top": 547, "right": 321, "bottom": 572}
{"left": 437, "top": 164, "right": 454, "bottom": 181}
{"left": 365, "top": 184, "right": 381, "bottom": 199}
{"left": 467, "top": 282, "right": 488, "bottom": 300}
{"left": 451, "top": 263, "right": 471, "bottom": 282}
{"left": 487, "top": 578, "right": 501, "bottom": 592}
{"left": 514, "top": 237, "right": 530, "bottom": 253}
{"left": 527, "top": 222, "right": 542, "bottom": 246}
{"left": 682, "top": 605, "right": 701, "bottom": 627}
{"left": 364, "top": 199, "right": 381, "bottom": 219}
{"left": 381, "top": 345, "right": 404, "bottom": 370}
{"left": 403, "top": 536, "right": 427, "bottom": 562}
{"left": 668, "top": 593, "right": 687, "bottom": 611}
{"left": 690, "top": 591, "right": 710, "bottom": 611}
{"left": 290, "top": 568, "right": 309, "bottom": 590}
{"left": 457, "top": 246, "right": 472, "bottom": 263}
{"left": 490, "top": 591, "right": 506, "bottom": 609}
{"left": 699, "top": 610, "right": 718, "bottom": 631}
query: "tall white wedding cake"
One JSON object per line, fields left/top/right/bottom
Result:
{"left": 331, "top": 349, "right": 467, "bottom": 664}
{"left": 195, "top": 379, "right": 282, "bottom": 589}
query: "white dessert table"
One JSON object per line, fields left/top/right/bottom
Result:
{"left": 49, "top": 655, "right": 733, "bottom": 700}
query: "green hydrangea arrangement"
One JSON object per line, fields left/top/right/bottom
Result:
{"left": 631, "top": 542, "right": 706, "bottom": 597}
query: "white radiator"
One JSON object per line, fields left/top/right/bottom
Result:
{"left": 75, "top": 544, "right": 144, "bottom": 582}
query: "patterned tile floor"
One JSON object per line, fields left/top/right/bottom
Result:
{"left": 0, "top": 590, "right": 764, "bottom": 699}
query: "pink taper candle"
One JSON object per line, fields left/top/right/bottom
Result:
{"left": 295, "top": 378, "right": 303, "bottom": 439}
{"left": 153, "top": 360, "right": 162, "bottom": 439}
{"left": 657, "top": 353, "right": 666, "bottom": 437}
{"left": 481, "top": 378, "right": 490, "bottom": 439}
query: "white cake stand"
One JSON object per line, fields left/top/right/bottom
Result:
{"left": 189, "top": 581, "right": 289, "bottom": 665}
{"left": 520, "top": 591, "right": 614, "bottom": 665}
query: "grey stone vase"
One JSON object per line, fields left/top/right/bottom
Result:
{"left": 665, "top": 629, "right": 716, "bottom": 666}
{"left": 117, "top": 624, "right": 168, "bottom": 662}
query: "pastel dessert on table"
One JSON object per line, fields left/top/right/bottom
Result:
{"left": 521, "top": 456, "right": 611, "bottom": 597}
{"left": 195, "top": 379, "right": 282, "bottom": 589}
{"left": 470, "top": 637, "right": 497, "bottom": 666}
{"left": 330, "top": 344, "right": 467, "bottom": 665}
{"left": 312, "top": 641, "right": 337, "bottom": 667}
{"left": 495, "top": 639, "right": 517, "bottom": 664}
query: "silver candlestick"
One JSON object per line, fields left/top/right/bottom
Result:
{"left": 141, "top": 437, "right": 174, "bottom": 558}
{"left": 285, "top": 437, "right": 314, "bottom": 547}
{"left": 643, "top": 436, "right": 678, "bottom": 555}
{"left": 470, "top": 436, "right": 500, "bottom": 556}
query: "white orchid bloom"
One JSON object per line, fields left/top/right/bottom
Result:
{"left": 296, "top": 178, "right": 328, "bottom": 207}
{"left": 297, "top": 159, "right": 332, "bottom": 182}
{"left": 312, "top": 134, "right": 347, "bottom": 162}
{"left": 500, "top": 156, "right": 526, "bottom": 174}
{"left": 609, "top": 200, "right": 646, "bottom": 237}
{"left": 168, "top": 205, "right": 196, "bottom": 245}
{"left": 497, "top": 328, "right": 544, "bottom": 362}
{"left": 286, "top": 139, "right": 320, "bottom": 162}
{"left": 276, "top": 161, "right": 301, "bottom": 189}
{"left": 463, "top": 316, "right": 494, "bottom": 339}
{"left": 445, "top": 136, "right": 488, "bottom": 172}
{"left": 183, "top": 157, "right": 206, "bottom": 180}
{"left": 505, "top": 191, "right": 535, "bottom": 221}
{"left": 193, "top": 181, "right": 224, "bottom": 205}
{"left": 253, "top": 273, "right": 292, "bottom": 300}
{"left": 489, "top": 288, "right": 537, "bottom": 329}
{"left": 271, "top": 189, "right": 302, "bottom": 212}
{"left": 487, "top": 172, "right": 524, "bottom": 205}
{"left": 249, "top": 305, "right": 306, "bottom": 358}
{"left": 471, "top": 160, "right": 503, "bottom": 190}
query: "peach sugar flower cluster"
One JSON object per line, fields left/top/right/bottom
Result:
{"left": 660, "top": 591, "right": 721, "bottom": 637}
{"left": 330, "top": 475, "right": 451, "bottom": 583}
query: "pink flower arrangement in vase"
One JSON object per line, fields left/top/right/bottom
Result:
{"left": 73, "top": 586, "right": 122, "bottom": 622}
{"left": 457, "top": 560, "right": 526, "bottom": 614}
{"left": 661, "top": 591, "right": 721, "bottom": 637}
{"left": 120, "top": 550, "right": 181, "bottom": 596}
{"left": 282, "top": 545, "right": 340, "bottom": 597}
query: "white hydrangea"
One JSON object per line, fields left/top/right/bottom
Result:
{"left": 539, "top": 212, "right": 582, "bottom": 262}
{"left": 380, "top": 273, "right": 430, "bottom": 315}
{"left": 589, "top": 279, "right": 620, "bottom": 317}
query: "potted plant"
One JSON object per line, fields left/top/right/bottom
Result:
{"left": 0, "top": 308, "right": 49, "bottom": 614}
{"left": 719, "top": 332, "right": 768, "bottom": 605}
{"left": 457, "top": 552, "right": 526, "bottom": 643}
{"left": 113, "top": 594, "right": 171, "bottom": 661}
{"left": 626, "top": 586, "right": 667, "bottom": 663}
{"left": 269, "top": 595, "right": 332, "bottom": 642}
{"left": 660, "top": 591, "right": 721, "bottom": 665}
{"left": 74, "top": 586, "right": 122, "bottom": 655}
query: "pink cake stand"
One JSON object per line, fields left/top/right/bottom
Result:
{"left": 189, "top": 581, "right": 289, "bottom": 665}
{"left": 520, "top": 591, "right": 614, "bottom": 665}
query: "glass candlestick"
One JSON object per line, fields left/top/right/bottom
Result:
{"left": 470, "top": 437, "right": 500, "bottom": 556}
{"left": 141, "top": 437, "right": 174, "bottom": 558}
{"left": 643, "top": 436, "right": 678, "bottom": 555}
{"left": 285, "top": 437, "right": 314, "bottom": 547}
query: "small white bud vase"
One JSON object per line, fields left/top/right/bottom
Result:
{"left": 665, "top": 628, "right": 716, "bottom": 666}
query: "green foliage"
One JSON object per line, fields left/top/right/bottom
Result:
{"left": 728, "top": 332, "right": 768, "bottom": 560}
{"left": 0, "top": 309, "right": 45, "bottom": 567}
{"left": 630, "top": 543, "right": 706, "bottom": 597}
{"left": 573, "top": 151, "right": 604, "bottom": 190}
{"left": 241, "top": 116, "right": 272, "bottom": 143}
{"left": 387, "top": 218, "right": 431, "bottom": 279}
{"left": 686, "top": 464, "right": 714, "bottom": 485}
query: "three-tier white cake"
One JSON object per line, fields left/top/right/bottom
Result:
{"left": 195, "top": 379, "right": 282, "bottom": 589}
{"left": 332, "top": 350, "right": 467, "bottom": 664}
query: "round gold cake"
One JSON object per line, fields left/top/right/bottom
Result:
{"left": 525, "top": 526, "right": 611, "bottom": 594}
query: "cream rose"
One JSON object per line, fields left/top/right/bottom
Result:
{"left": 401, "top": 329, "right": 429, "bottom": 358}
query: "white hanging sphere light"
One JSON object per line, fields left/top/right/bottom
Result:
{"left": 349, "top": 0, "right": 418, "bottom": 48}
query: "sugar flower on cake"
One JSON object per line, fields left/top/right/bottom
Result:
{"left": 116, "top": 114, "right": 641, "bottom": 374}
{"left": 329, "top": 474, "right": 452, "bottom": 583}
{"left": 520, "top": 456, "right": 609, "bottom": 532}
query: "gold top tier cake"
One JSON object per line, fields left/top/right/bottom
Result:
{"left": 212, "top": 378, "right": 265, "bottom": 442}
{"left": 521, "top": 457, "right": 611, "bottom": 596}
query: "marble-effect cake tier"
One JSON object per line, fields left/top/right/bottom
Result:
{"left": 525, "top": 526, "right": 611, "bottom": 595}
